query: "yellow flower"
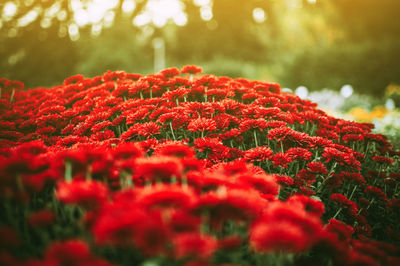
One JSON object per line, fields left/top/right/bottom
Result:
{"left": 348, "top": 107, "right": 372, "bottom": 122}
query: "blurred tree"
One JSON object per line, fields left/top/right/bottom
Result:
{"left": 0, "top": 30, "right": 78, "bottom": 89}
{"left": 0, "top": 0, "right": 280, "bottom": 86}
{"left": 75, "top": 17, "right": 153, "bottom": 77}
{"left": 0, "top": 0, "right": 148, "bottom": 88}
{"left": 1, "top": 0, "right": 399, "bottom": 95}
{"left": 277, "top": 0, "right": 400, "bottom": 96}
{"left": 171, "top": 0, "right": 276, "bottom": 62}
{"left": 328, "top": 0, "right": 400, "bottom": 41}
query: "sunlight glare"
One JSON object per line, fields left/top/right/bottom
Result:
{"left": 133, "top": 0, "right": 186, "bottom": 28}
{"left": 122, "top": 0, "right": 136, "bottom": 13}
{"left": 3, "top": 2, "right": 18, "bottom": 21}
{"left": 57, "top": 10, "right": 67, "bottom": 21}
{"left": 17, "top": 7, "right": 40, "bottom": 27}
{"left": 194, "top": 0, "right": 211, "bottom": 6}
{"left": 45, "top": 3, "right": 61, "bottom": 19}
{"left": 200, "top": 6, "right": 213, "bottom": 21}
{"left": 253, "top": 8, "right": 266, "bottom": 23}
{"left": 71, "top": 0, "right": 119, "bottom": 27}
{"left": 103, "top": 11, "right": 115, "bottom": 28}
{"left": 295, "top": 86, "right": 308, "bottom": 99}
{"left": 340, "top": 85, "right": 354, "bottom": 98}
{"left": 133, "top": 14, "right": 151, "bottom": 27}
{"left": 148, "top": 0, "right": 185, "bottom": 27}
{"left": 68, "top": 23, "right": 80, "bottom": 41}
{"left": 173, "top": 13, "right": 187, "bottom": 27}
{"left": 74, "top": 9, "right": 89, "bottom": 26}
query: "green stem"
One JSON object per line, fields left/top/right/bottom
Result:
{"left": 169, "top": 122, "right": 176, "bottom": 140}
{"left": 65, "top": 161, "right": 72, "bottom": 183}
{"left": 181, "top": 174, "right": 188, "bottom": 188}
{"left": 253, "top": 130, "right": 258, "bottom": 147}
{"left": 16, "top": 174, "right": 24, "bottom": 192}
{"left": 364, "top": 141, "right": 370, "bottom": 155}
{"left": 171, "top": 176, "right": 176, "bottom": 184}
{"left": 86, "top": 165, "right": 92, "bottom": 181}
{"left": 366, "top": 198, "right": 375, "bottom": 210}
{"left": 348, "top": 185, "right": 358, "bottom": 201}
{"left": 10, "top": 89, "right": 15, "bottom": 103}
{"left": 332, "top": 207, "right": 342, "bottom": 219}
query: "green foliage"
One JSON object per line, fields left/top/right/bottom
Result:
{"left": 1, "top": 0, "right": 400, "bottom": 95}
{"left": 278, "top": 39, "right": 400, "bottom": 95}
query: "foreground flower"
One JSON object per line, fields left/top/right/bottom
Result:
{"left": 56, "top": 180, "right": 109, "bottom": 210}
{"left": 250, "top": 201, "right": 323, "bottom": 253}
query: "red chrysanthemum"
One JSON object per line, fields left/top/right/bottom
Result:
{"left": 188, "top": 118, "right": 217, "bottom": 132}
{"left": 250, "top": 201, "right": 323, "bottom": 253}
{"left": 134, "top": 156, "right": 183, "bottom": 182}
{"left": 56, "top": 180, "right": 109, "bottom": 210}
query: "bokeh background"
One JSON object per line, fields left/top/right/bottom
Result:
{"left": 1, "top": 0, "right": 400, "bottom": 145}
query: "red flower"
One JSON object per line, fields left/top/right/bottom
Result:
{"left": 306, "top": 161, "right": 328, "bottom": 174}
{"left": 167, "top": 209, "right": 201, "bottom": 233}
{"left": 125, "top": 108, "right": 149, "bottom": 125}
{"left": 93, "top": 201, "right": 170, "bottom": 255}
{"left": 330, "top": 193, "right": 350, "bottom": 205}
{"left": 153, "top": 141, "right": 195, "bottom": 158}
{"left": 134, "top": 156, "right": 183, "bottom": 183}
{"left": 138, "top": 122, "right": 161, "bottom": 137}
{"left": 343, "top": 134, "right": 364, "bottom": 142}
{"left": 56, "top": 180, "right": 109, "bottom": 210}
{"left": 103, "top": 70, "right": 126, "bottom": 82}
{"left": 190, "top": 188, "right": 267, "bottom": 229}
{"left": 159, "top": 67, "right": 180, "bottom": 78}
{"left": 330, "top": 193, "right": 358, "bottom": 217}
{"left": 274, "top": 174, "right": 294, "bottom": 186}
{"left": 287, "top": 195, "right": 325, "bottom": 217}
{"left": 188, "top": 118, "right": 217, "bottom": 132}
{"left": 339, "top": 171, "right": 366, "bottom": 184}
{"left": 285, "top": 147, "right": 312, "bottom": 161}
{"left": 181, "top": 65, "right": 203, "bottom": 75}
{"left": 364, "top": 186, "right": 386, "bottom": 201}
{"left": 386, "top": 199, "right": 400, "bottom": 212}
{"left": 323, "top": 147, "right": 361, "bottom": 170}
{"left": 326, "top": 219, "right": 354, "bottom": 242}
{"left": 121, "top": 122, "right": 160, "bottom": 140}
{"left": 44, "top": 239, "right": 113, "bottom": 266}
{"left": 372, "top": 155, "right": 394, "bottom": 165}
{"left": 250, "top": 201, "right": 323, "bottom": 253}
{"left": 244, "top": 146, "right": 273, "bottom": 162}
{"left": 112, "top": 142, "right": 144, "bottom": 160}
{"left": 64, "top": 74, "right": 84, "bottom": 85}
{"left": 234, "top": 173, "right": 279, "bottom": 195}
{"left": 162, "top": 87, "right": 189, "bottom": 101}
{"left": 173, "top": 233, "right": 218, "bottom": 259}
{"left": 135, "top": 184, "right": 196, "bottom": 210}
{"left": 238, "top": 118, "right": 269, "bottom": 132}
{"left": 271, "top": 152, "right": 292, "bottom": 168}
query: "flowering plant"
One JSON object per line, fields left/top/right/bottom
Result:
{"left": 0, "top": 67, "right": 399, "bottom": 265}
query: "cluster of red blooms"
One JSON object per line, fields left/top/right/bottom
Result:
{"left": 0, "top": 66, "right": 399, "bottom": 265}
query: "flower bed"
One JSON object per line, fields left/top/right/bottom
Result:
{"left": 0, "top": 66, "right": 399, "bottom": 265}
